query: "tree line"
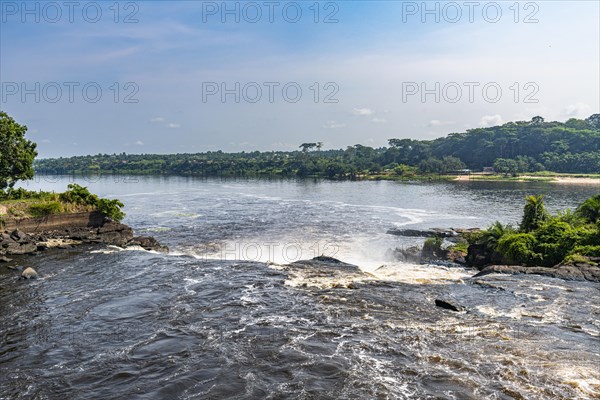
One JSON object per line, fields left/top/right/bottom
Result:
{"left": 20, "top": 114, "right": 600, "bottom": 179}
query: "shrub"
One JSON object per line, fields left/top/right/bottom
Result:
{"left": 28, "top": 202, "right": 63, "bottom": 218}
{"left": 576, "top": 194, "right": 600, "bottom": 224}
{"left": 96, "top": 198, "right": 125, "bottom": 222}
{"left": 423, "top": 236, "right": 444, "bottom": 254}
{"left": 59, "top": 184, "right": 98, "bottom": 205}
{"left": 497, "top": 233, "right": 540, "bottom": 265}
{"left": 570, "top": 245, "right": 600, "bottom": 257}
{"left": 520, "top": 195, "right": 549, "bottom": 232}
{"left": 59, "top": 183, "right": 125, "bottom": 222}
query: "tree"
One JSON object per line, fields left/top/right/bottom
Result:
{"left": 576, "top": 194, "right": 600, "bottom": 224}
{"left": 299, "top": 143, "right": 317, "bottom": 153}
{"left": 520, "top": 195, "right": 550, "bottom": 232}
{"left": 586, "top": 113, "right": 600, "bottom": 129}
{"left": 0, "top": 111, "right": 38, "bottom": 191}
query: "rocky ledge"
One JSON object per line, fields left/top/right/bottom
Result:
{"left": 473, "top": 261, "right": 600, "bottom": 282}
{"left": 387, "top": 227, "right": 480, "bottom": 240}
{"left": 1, "top": 212, "right": 168, "bottom": 257}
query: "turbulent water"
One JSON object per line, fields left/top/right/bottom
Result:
{"left": 1, "top": 177, "right": 599, "bottom": 399}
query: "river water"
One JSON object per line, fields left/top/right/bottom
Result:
{"left": 1, "top": 177, "right": 599, "bottom": 399}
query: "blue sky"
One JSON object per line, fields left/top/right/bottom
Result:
{"left": 1, "top": 1, "right": 599, "bottom": 157}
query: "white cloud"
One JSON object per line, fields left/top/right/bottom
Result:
{"left": 41, "top": 139, "right": 51, "bottom": 143}
{"left": 562, "top": 103, "right": 593, "bottom": 118}
{"left": 167, "top": 123, "right": 181, "bottom": 129}
{"left": 371, "top": 117, "right": 387, "bottom": 124}
{"left": 352, "top": 108, "right": 373, "bottom": 116}
{"left": 150, "top": 117, "right": 165, "bottom": 123}
{"left": 428, "top": 119, "right": 454, "bottom": 127}
{"left": 479, "top": 115, "right": 504, "bottom": 127}
{"left": 323, "top": 120, "right": 347, "bottom": 129}
{"left": 135, "top": 140, "right": 144, "bottom": 146}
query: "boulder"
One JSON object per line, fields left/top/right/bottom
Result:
{"left": 21, "top": 267, "right": 38, "bottom": 279}
{"left": 388, "top": 246, "right": 422, "bottom": 263}
{"left": 128, "top": 236, "right": 169, "bottom": 252}
{"left": 435, "top": 299, "right": 464, "bottom": 312}
{"left": 10, "top": 229, "right": 29, "bottom": 242}
{"left": 5, "top": 242, "right": 37, "bottom": 255}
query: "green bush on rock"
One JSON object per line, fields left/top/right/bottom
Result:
{"left": 468, "top": 193, "right": 600, "bottom": 269}
{"left": 497, "top": 233, "right": 540, "bottom": 265}
{"left": 60, "top": 184, "right": 125, "bottom": 222}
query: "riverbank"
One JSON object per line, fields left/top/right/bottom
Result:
{"left": 454, "top": 173, "right": 600, "bottom": 184}
{"left": 1, "top": 211, "right": 167, "bottom": 269}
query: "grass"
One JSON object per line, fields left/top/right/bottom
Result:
{"left": 0, "top": 199, "right": 94, "bottom": 219}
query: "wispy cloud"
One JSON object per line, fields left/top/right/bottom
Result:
{"left": 562, "top": 103, "right": 593, "bottom": 118}
{"left": 428, "top": 119, "right": 455, "bottom": 127}
{"left": 150, "top": 117, "right": 165, "bottom": 123}
{"left": 352, "top": 108, "right": 373, "bottom": 116}
{"left": 324, "top": 120, "right": 346, "bottom": 129}
{"left": 479, "top": 115, "right": 504, "bottom": 127}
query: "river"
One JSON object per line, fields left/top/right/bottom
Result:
{"left": 1, "top": 177, "right": 599, "bottom": 399}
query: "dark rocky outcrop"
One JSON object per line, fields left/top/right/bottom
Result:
{"left": 387, "top": 246, "right": 422, "bottom": 263}
{"left": 465, "top": 243, "right": 503, "bottom": 270}
{"left": 387, "top": 227, "right": 480, "bottom": 239}
{"left": 435, "top": 299, "right": 465, "bottom": 312}
{"left": 0, "top": 212, "right": 167, "bottom": 256}
{"left": 387, "top": 245, "right": 467, "bottom": 266}
{"left": 472, "top": 263, "right": 600, "bottom": 282}
{"left": 128, "top": 236, "right": 169, "bottom": 252}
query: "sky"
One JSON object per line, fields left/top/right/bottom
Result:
{"left": 0, "top": 0, "right": 599, "bottom": 158}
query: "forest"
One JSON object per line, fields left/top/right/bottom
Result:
{"left": 34, "top": 115, "right": 600, "bottom": 178}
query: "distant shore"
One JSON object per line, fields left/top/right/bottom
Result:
{"left": 453, "top": 174, "right": 600, "bottom": 184}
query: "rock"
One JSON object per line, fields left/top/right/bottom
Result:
{"left": 95, "top": 223, "right": 133, "bottom": 246}
{"left": 0, "top": 256, "right": 12, "bottom": 263}
{"left": 435, "top": 299, "right": 464, "bottom": 312}
{"left": 128, "top": 236, "right": 169, "bottom": 252}
{"left": 387, "top": 229, "right": 440, "bottom": 238}
{"left": 388, "top": 246, "right": 422, "bottom": 263}
{"left": 284, "top": 256, "right": 372, "bottom": 288}
{"left": 10, "top": 229, "right": 29, "bottom": 242}
{"left": 21, "top": 267, "right": 38, "bottom": 279}
{"left": 472, "top": 264, "right": 600, "bottom": 282}
{"left": 5, "top": 242, "right": 37, "bottom": 255}
{"left": 387, "top": 228, "right": 479, "bottom": 238}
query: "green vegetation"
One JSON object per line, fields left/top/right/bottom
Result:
{"left": 0, "top": 185, "right": 126, "bottom": 222}
{"left": 28, "top": 201, "right": 64, "bottom": 218}
{"left": 576, "top": 194, "right": 600, "bottom": 224}
{"left": 468, "top": 194, "right": 600, "bottom": 268}
{"left": 0, "top": 111, "right": 38, "bottom": 190}
{"left": 59, "top": 184, "right": 125, "bottom": 222}
{"left": 0, "top": 111, "right": 126, "bottom": 222}
{"left": 33, "top": 115, "right": 600, "bottom": 178}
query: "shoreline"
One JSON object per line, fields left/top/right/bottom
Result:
{"left": 453, "top": 174, "right": 600, "bottom": 184}
{"left": 1, "top": 212, "right": 168, "bottom": 270}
